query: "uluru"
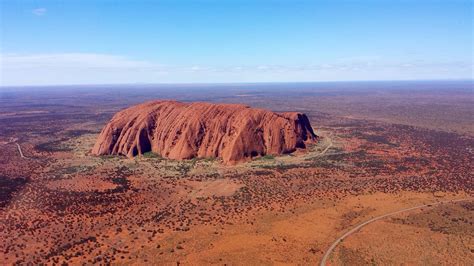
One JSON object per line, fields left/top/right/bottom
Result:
{"left": 92, "top": 100, "right": 318, "bottom": 164}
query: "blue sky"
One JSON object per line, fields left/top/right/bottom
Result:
{"left": 0, "top": 0, "right": 472, "bottom": 86}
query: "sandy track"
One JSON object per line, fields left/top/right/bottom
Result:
{"left": 320, "top": 198, "right": 472, "bottom": 266}
{"left": 319, "top": 140, "right": 333, "bottom": 156}
{"left": 15, "top": 142, "right": 28, "bottom": 159}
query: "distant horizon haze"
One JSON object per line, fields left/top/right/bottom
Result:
{"left": 1, "top": 79, "right": 472, "bottom": 91}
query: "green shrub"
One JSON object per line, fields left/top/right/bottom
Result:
{"left": 142, "top": 151, "right": 159, "bottom": 158}
{"left": 260, "top": 154, "right": 275, "bottom": 160}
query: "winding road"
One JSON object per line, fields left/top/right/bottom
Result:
{"left": 320, "top": 198, "right": 472, "bottom": 266}
{"left": 312, "top": 134, "right": 333, "bottom": 157}
{"left": 319, "top": 140, "right": 333, "bottom": 156}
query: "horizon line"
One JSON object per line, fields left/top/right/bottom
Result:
{"left": 1, "top": 78, "right": 472, "bottom": 88}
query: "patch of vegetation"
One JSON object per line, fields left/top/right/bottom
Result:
{"left": 35, "top": 140, "right": 72, "bottom": 152}
{"left": 100, "top": 155, "right": 118, "bottom": 160}
{"left": 252, "top": 170, "right": 274, "bottom": 176}
{"left": 354, "top": 132, "right": 397, "bottom": 146}
{"left": 306, "top": 150, "right": 367, "bottom": 163}
{"left": 338, "top": 246, "right": 369, "bottom": 265}
{"left": 185, "top": 156, "right": 217, "bottom": 165}
{"left": 152, "top": 210, "right": 171, "bottom": 223}
{"left": 142, "top": 151, "right": 162, "bottom": 159}
{"left": 306, "top": 159, "right": 336, "bottom": 169}
{"left": 45, "top": 236, "right": 97, "bottom": 259}
{"left": 59, "top": 165, "right": 93, "bottom": 175}
{"left": 259, "top": 154, "right": 275, "bottom": 160}
{"left": 105, "top": 166, "right": 133, "bottom": 193}
{"left": 396, "top": 165, "right": 409, "bottom": 172}
{"left": 199, "top": 157, "right": 217, "bottom": 163}
{"left": 65, "top": 129, "right": 96, "bottom": 137}
{"left": 199, "top": 172, "right": 220, "bottom": 179}
{"left": 355, "top": 160, "right": 385, "bottom": 168}
{"left": 110, "top": 176, "right": 131, "bottom": 193}
{"left": 259, "top": 162, "right": 301, "bottom": 171}
{"left": 175, "top": 162, "right": 192, "bottom": 176}
{"left": 390, "top": 203, "right": 474, "bottom": 235}
{"left": 0, "top": 176, "right": 30, "bottom": 208}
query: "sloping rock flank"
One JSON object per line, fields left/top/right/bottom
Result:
{"left": 92, "top": 100, "right": 317, "bottom": 164}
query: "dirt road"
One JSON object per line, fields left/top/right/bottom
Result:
{"left": 319, "top": 140, "right": 333, "bottom": 156}
{"left": 320, "top": 198, "right": 472, "bottom": 266}
{"left": 15, "top": 142, "right": 27, "bottom": 159}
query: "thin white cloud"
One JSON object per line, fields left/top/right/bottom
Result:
{"left": 1, "top": 53, "right": 163, "bottom": 70}
{"left": 0, "top": 53, "right": 170, "bottom": 86}
{"left": 32, "top": 8, "right": 47, "bottom": 16}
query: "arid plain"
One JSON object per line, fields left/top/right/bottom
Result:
{"left": 0, "top": 81, "right": 473, "bottom": 265}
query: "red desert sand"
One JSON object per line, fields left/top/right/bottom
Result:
{"left": 92, "top": 100, "right": 317, "bottom": 164}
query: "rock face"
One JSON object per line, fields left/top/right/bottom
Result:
{"left": 92, "top": 100, "right": 317, "bottom": 164}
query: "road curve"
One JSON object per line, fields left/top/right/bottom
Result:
{"left": 320, "top": 198, "right": 472, "bottom": 266}
{"left": 319, "top": 141, "right": 333, "bottom": 156}
{"left": 313, "top": 135, "right": 333, "bottom": 157}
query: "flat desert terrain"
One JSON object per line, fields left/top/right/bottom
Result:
{"left": 0, "top": 81, "right": 472, "bottom": 265}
